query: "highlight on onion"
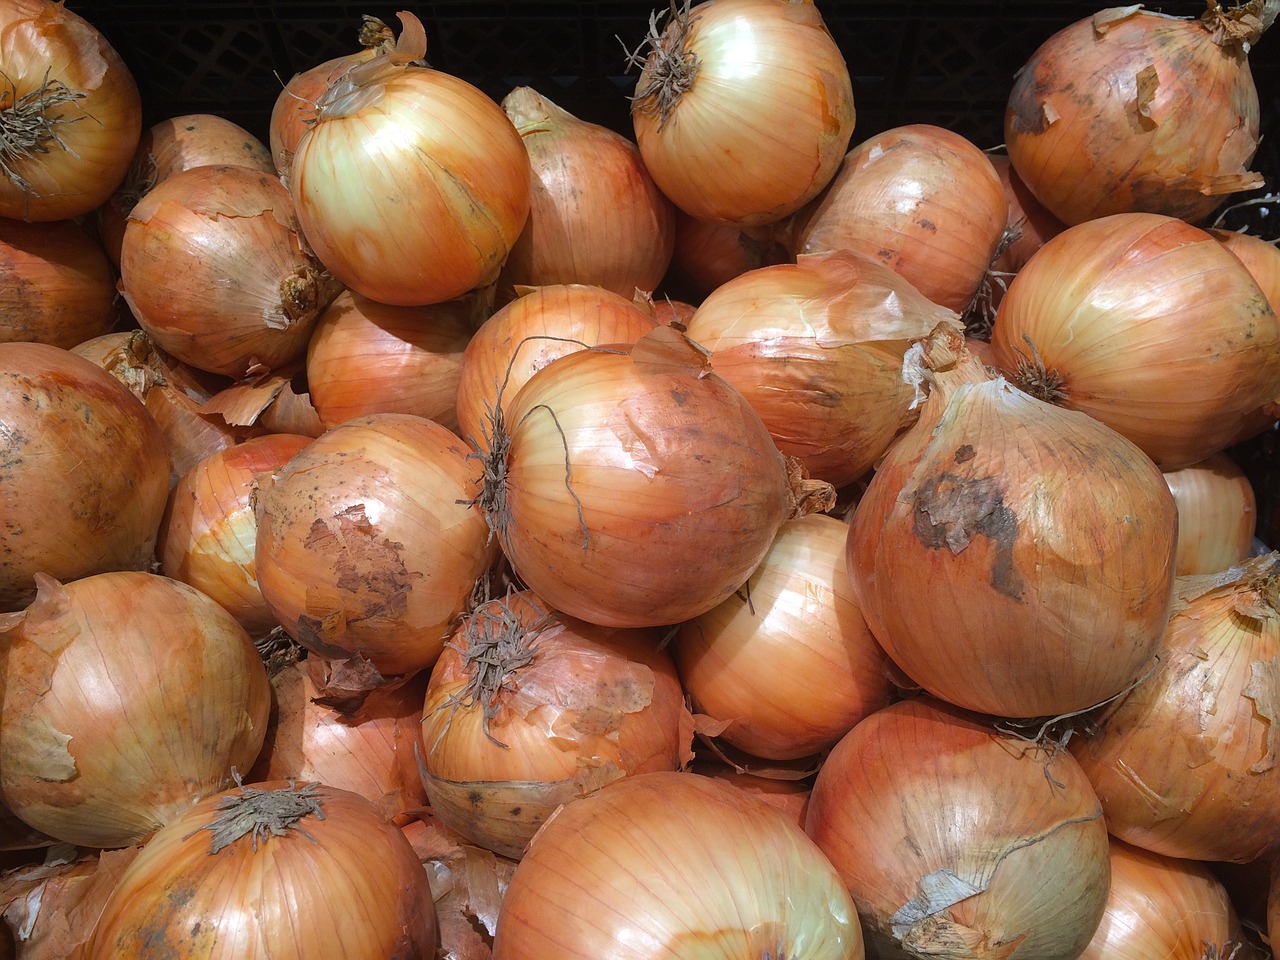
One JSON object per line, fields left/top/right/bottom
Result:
{"left": 989, "top": 212, "right": 1280, "bottom": 471}
{"left": 1163, "top": 451, "right": 1256, "bottom": 576}
{"left": 1070, "top": 551, "right": 1280, "bottom": 864}
{"left": 626, "top": 0, "right": 856, "bottom": 226}
{"left": 417, "top": 590, "right": 692, "bottom": 859}
{"left": 82, "top": 781, "right": 438, "bottom": 960}
{"left": 0, "top": 0, "right": 142, "bottom": 221}
{"left": 847, "top": 323, "right": 1177, "bottom": 719}
{"left": 493, "top": 770, "right": 864, "bottom": 960}
{"left": 0, "top": 571, "right": 270, "bottom": 849}
{"left": 0, "top": 342, "right": 170, "bottom": 611}
{"left": 804, "top": 696, "right": 1111, "bottom": 960}
{"left": 1005, "top": 3, "right": 1267, "bottom": 226}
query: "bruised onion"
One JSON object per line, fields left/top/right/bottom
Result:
{"left": 0, "top": 218, "right": 117, "bottom": 347}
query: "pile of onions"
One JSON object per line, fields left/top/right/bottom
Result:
{"left": 627, "top": 0, "right": 855, "bottom": 226}
{"left": 0, "top": 571, "right": 270, "bottom": 849}
{"left": 1163, "top": 451, "right": 1256, "bottom": 576}
{"left": 674, "top": 513, "right": 893, "bottom": 761}
{"left": 119, "top": 163, "right": 343, "bottom": 379}
{"left": 475, "top": 324, "right": 835, "bottom": 627}
{"left": 83, "top": 781, "right": 437, "bottom": 959}
{"left": 789, "top": 124, "right": 1008, "bottom": 314}
{"left": 493, "top": 771, "right": 862, "bottom": 960}
{"left": 0, "top": 343, "right": 170, "bottom": 611}
{"left": 1005, "top": 3, "right": 1267, "bottom": 226}
{"left": 158, "top": 432, "right": 313, "bottom": 636}
{"left": 418, "top": 591, "right": 691, "bottom": 859}
{"left": 805, "top": 696, "right": 1111, "bottom": 959}
{"left": 253, "top": 413, "right": 495, "bottom": 681}
{"left": 499, "top": 86, "right": 675, "bottom": 297}
{"left": 990, "top": 212, "right": 1280, "bottom": 470}
{"left": 847, "top": 323, "right": 1177, "bottom": 718}
{"left": 306, "top": 290, "right": 477, "bottom": 432}
{"left": 290, "top": 12, "right": 530, "bottom": 306}
{"left": 684, "top": 250, "right": 961, "bottom": 487}
{"left": 1071, "top": 551, "right": 1280, "bottom": 863}
{"left": 0, "top": 0, "right": 141, "bottom": 221}
{"left": 665, "top": 209, "right": 789, "bottom": 301}
{"left": 0, "top": 218, "right": 117, "bottom": 348}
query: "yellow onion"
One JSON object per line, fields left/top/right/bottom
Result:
{"left": 1163, "top": 452, "right": 1256, "bottom": 576}
{"left": 83, "top": 781, "right": 437, "bottom": 960}
{"left": 847, "top": 323, "right": 1177, "bottom": 718}
{"left": 254, "top": 413, "right": 495, "bottom": 680}
{"left": 0, "top": 342, "right": 170, "bottom": 611}
{"left": 493, "top": 770, "right": 863, "bottom": 960}
{"left": 1079, "top": 839, "right": 1242, "bottom": 960}
{"left": 692, "top": 760, "right": 811, "bottom": 831}
{"left": 684, "top": 250, "right": 961, "bottom": 487}
{"left": 664, "top": 209, "right": 789, "bottom": 301}
{"left": 418, "top": 591, "right": 692, "bottom": 859}
{"left": 674, "top": 513, "right": 894, "bottom": 761}
{"left": 805, "top": 696, "right": 1111, "bottom": 960}
{"left": 789, "top": 124, "right": 1008, "bottom": 314}
{"left": 499, "top": 86, "right": 675, "bottom": 298}
{"left": 1071, "top": 552, "right": 1280, "bottom": 863}
{"left": 990, "top": 212, "right": 1280, "bottom": 470}
{"left": 1212, "top": 226, "right": 1280, "bottom": 312}
{"left": 0, "top": 1, "right": 141, "bottom": 221}
{"left": 0, "top": 571, "right": 270, "bottom": 849}
{"left": 627, "top": 0, "right": 855, "bottom": 226}
{"left": 1005, "top": 3, "right": 1266, "bottom": 226}
{"left": 290, "top": 13, "right": 530, "bottom": 306}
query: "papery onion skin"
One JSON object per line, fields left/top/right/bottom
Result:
{"left": 0, "top": 342, "right": 170, "bottom": 611}
{"left": 990, "top": 212, "right": 1280, "bottom": 471}
{"left": 493, "top": 770, "right": 863, "bottom": 960}
{"left": 83, "top": 781, "right": 437, "bottom": 960}
{"left": 0, "top": 218, "right": 117, "bottom": 347}
{"left": 629, "top": 0, "right": 855, "bottom": 227}
{"left": 0, "top": 1, "right": 142, "bottom": 222}
{"left": 805, "top": 696, "right": 1111, "bottom": 960}
{"left": 1070, "top": 552, "right": 1280, "bottom": 864}
{"left": 0, "top": 571, "right": 270, "bottom": 849}
{"left": 1004, "top": 5, "right": 1263, "bottom": 226}
{"left": 1163, "top": 451, "right": 1256, "bottom": 576}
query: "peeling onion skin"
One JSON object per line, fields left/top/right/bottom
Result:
{"left": 805, "top": 697, "right": 1111, "bottom": 960}
{"left": 82, "top": 782, "right": 438, "bottom": 960}
{"left": 1070, "top": 552, "right": 1280, "bottom": 864}
{"left": 1162, "top": 451, "right": 1255, "bottom": 577}
{"left": 0, "top": 571, "right": 271, "bottom": 849}
{"left": 494, "top": 770, "right": 864, "bottom": 960}
{"left": 1004, "top": 5, "right": 1262, "bottom": 227}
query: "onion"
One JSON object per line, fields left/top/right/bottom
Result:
{"left": 290, "top": 12, "right": 530, "bottom": 306}
{"left": 1005, "top": 3, "right": 1267, "bottom": 226}
{"left": 158, "top": 433, "right": 313, "bottom": 637}
{"left": 119, "top": 163, "right": 343, "bottom": 379}
{"left": 83, "top": 781, "right": 437, "bottom": 960}
{"left": 805, "top": 696, "right": 1111, "bottom": 960}
{"left": 418, "top": 590, "right": 692, "bottom": 859}
{"left": 453, "top": 283, "right": 657, "bottom": 452}
{"left": 692, "top": 760, "right": 811, "bottom": 831}
{"left": 0, "top": 1, "right": 141, "bottom": 221}
{"left": 0, "top": 217, "right": 117, "bottom": 348}
{"left": 254, "top": 413, "right": 495, "bottom": 680}
{"left": 627, "top": 0, "right": 855, "bottom": 226}
{"left": 474, "top": 324, "right": 836, "bottom": 627}
{"left": 665, "top": 208, "right": 789, "bottom": 301}
{"left": 1163, "top": 451, "right": 1256, "bottom": 576}
{"left": 990, "top": 212, "right": 1280, "bottom": 471}
{"left": 847, "top": 323, "right": 1177, "bottom": 718}
{"left": 674, "top": 513, "right": 893, "bottom": 760}
{"left": 499, "top": 86, "right": 675, "bottom": 298}
{"left": 650, "top": 295, "right": 696, "bottom": 326}
{"left": 684, "top": 250, "right": 961, "bottom": 487}
{"left": 0, "top": 342, "right": 170, "bottom": 611}
{"left": 1079, "top": 839, "right": 1242, "bottom": 960}
{"left": 1212, "top": 227, "right": 1280, "bottom": 312}
{"left": 306, "top": 289, "right": 477, "bottom": 433}
{"left": 493, "top": 771, "right": 863, "bottom": 960}
{"left": 0, "top": 571, "right": 270, "bottom": 849}
{"left": 1070, "top": 551, "right": 1280, "bottom": 863}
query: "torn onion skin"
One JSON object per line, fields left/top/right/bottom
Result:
{"left": 1162, "top": 451, "right": 1256, "bottom": 576}
{"left": 805, "top": 696, "right": 1111, "bottom": 960}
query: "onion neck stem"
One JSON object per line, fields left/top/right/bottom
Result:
{"left": 0, "top": 69, "right": 86, "bottom": 195}
{"left": 194, "top": 779, "right": 325, "bottom": 853}
{"left": 625, "top": 0, "right": 700, "bottom": 131}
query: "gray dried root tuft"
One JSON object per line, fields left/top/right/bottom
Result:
{"left": 0, "top": 68, "right": 88, "bottom": 194}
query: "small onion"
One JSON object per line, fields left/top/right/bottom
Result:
{"left": 0, "top": 571, "right": 270, "bottom": 849}
{"left": 493, "top": 771, "right": 863, "bottom": 960}
{"left": 1212, "top": 227, "right": 1280, "bottom": 312}
{"left": 692, "top": 761, "right": 811, "bottom": 831}
{"left": 1163, "top": 451, "right": 1256, "bottom": 576}
{"left": 664, "top": 208, "right": 789, "bottom": 301}
{"left": 805, "top": 696, "right": 1111, "bottom": 960}
{"left": 988, "top": 153, "right": 1065, "bottom": 276}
